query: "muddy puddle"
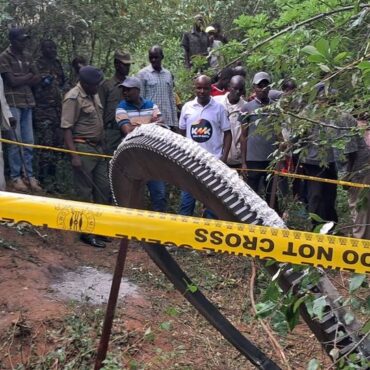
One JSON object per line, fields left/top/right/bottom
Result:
{"left": 50, "top": 266, "right": 140, "bottom": 305}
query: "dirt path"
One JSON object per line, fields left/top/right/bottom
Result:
{"left": 0, "top": 223, "right": 331, "bottom": 369}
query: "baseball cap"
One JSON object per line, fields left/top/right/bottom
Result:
{"left": 120, "top": 77, "right": 141, "bottom": 89}
{"left": 79, "top": 66, "right": 104, "bottom": 85}
{"left": 205, "top": 26, "right": 216, "bottom": 34}
{"left": 114, "top": 50, "right": 134, "bottom": 64}
{"left": 9, "top": 28, "right": 30, "bottom": 41}
{"left": 252, "top": 72, "right": 271, "bottom": 85}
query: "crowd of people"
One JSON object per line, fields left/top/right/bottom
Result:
{"left": 0, "top": 21, "right": 369, "bottom": 249}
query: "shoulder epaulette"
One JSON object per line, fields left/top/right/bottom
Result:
{"left": 64, "top": 87, "right": 79, "bottom": 101}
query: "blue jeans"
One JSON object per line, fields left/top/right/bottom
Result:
{"left": 6, "top": 108, "right": 34, "bottom": 180}
{"left": 179, "top": 190, "right": 196, "bottom": 216}
{"left": 147, "top": 180, "right": 167, "bottom": 212}
{"left": 179, "top": 190, "right": 217, "bottom": 219}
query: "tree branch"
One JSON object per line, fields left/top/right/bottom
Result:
{"left": 249, "top": 261, "right": 292, "bottom": 370}
{"left": 223, "top": 4, "right": 370, "bottom": 70}
{"left": 321, "top": 52, "right": 370, "bottom": 83}
{"left": 281, "top": 109, "right": 365, "bottom": 130}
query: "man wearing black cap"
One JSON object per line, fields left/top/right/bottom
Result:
{"left": 0, "top": 28, "right": 42, "bottom": 192}
{"left": 239, "top": 72, "right": 281, "bottom": 207}
{"left": 61, "top": 65, "right": 110, "bottom": 248}
{"left": 98, "top": 50, "right": 133, "bottom": 155}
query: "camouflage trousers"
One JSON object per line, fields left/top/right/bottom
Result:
{"left": 33, "top": 109, "right": 65, "bottom": 191}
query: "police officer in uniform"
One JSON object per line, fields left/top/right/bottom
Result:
{"left": 61, "top": 65, "right": 110, "bottom": 248}
{"left": 98, "top": 50, "right": 133, "bottom": 155}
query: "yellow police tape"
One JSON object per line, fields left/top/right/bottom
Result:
{"left": 0, "top": 191, "right": 369, "bottom": 274}
{"left": 1, "top": 138, "right": 369, "bottom": 189}
{"left": 0, "top": 138, "right": 112, "bottom": 159}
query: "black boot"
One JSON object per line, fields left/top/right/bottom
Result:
{"left": 80, "top": 234, "right": 106, "bottom": 248}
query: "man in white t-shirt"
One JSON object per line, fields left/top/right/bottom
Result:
{"left": 178, "top": 75, "right": 231, "bottom": 216}
{"left": 214, "top": 75, "right": 246, "bottom": 167}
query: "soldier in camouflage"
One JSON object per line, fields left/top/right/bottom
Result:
{"left": 33, "top": 39, "right": 66, "bottom": 190}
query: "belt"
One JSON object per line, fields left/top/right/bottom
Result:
{"left": 73, "top": 138, "right": 101, "bottom": 147}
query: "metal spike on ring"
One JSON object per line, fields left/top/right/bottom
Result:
{"left": 109, "top": 124, "right": 370, "bottom": 364}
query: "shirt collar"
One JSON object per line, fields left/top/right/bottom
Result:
{"left": 148, "top": 64, "right": 163, "bottom": 73}
{"left": 111, "top": 74, "right": 122, "bottom": 85}
{"left": 77, "top": 82, "right": 88, "bottom": 98}
{"left": 193, "top": 96, "right": 215, "bottom": 108}
{"left": 254, "top": 96, "right": 271, "bottom": 105}
{"left": 225, "top": 93, "right": 244, "bottom": 106}
{"left": 125, "top": 97, "right": 145, "bottom": 109}
{"left": 191, "top": 27, "right": 204, "bottom": 34}
{"left": 6, "top": 46, "right": 21, "bottom": 58}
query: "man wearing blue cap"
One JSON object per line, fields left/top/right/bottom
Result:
{"left": 61, "top": 65, "right": 111, "bottom": 248}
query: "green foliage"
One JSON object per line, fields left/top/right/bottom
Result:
{"left": 349, "top": 274, "right": 366, "bottom": 293}
{"left": 1, "top": 1, "right": 369, "bottom": 367}
{"left": 102, "top": 355, "right": 123, "bottom": 370}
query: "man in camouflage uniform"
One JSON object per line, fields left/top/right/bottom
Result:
{"left": 98, "top": 50, "right": 133, "bottom": 155}
{"left": 33, "top": 39, "right": 66, "bottom": 190}
{"left": 61, "top": 65, "right": 110, "bottom": 248}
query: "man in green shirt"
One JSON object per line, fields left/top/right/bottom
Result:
{"left": 98, "top": 50, "right": 133, "bottom": 155}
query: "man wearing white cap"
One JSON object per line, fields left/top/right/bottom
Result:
{"left": 205, "top": 26, "right": 223, "bottom": 70}
{"left": 239, "top": 72, "right": 281, "bottom": 207}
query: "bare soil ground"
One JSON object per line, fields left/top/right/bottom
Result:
{"left": 0, "top": 223, "right": 336, "bottom": 369}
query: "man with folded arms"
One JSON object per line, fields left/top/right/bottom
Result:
{"left": 115, "top": 76, "right": 166, "bottom": 212}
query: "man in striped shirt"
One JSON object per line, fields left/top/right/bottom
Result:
{"left": 116, "top": 77, "right": 161, "bottom": 135}
{"left": 115, "top": 76, "right": 166, "bottom": 211}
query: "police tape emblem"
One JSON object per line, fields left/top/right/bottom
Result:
{"left": 56, "top": 207, "right": 95, "bottom": 233}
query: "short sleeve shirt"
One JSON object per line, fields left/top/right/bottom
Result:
{"left": 179, "top": 97, "right": 231, "bottom": 159}
{"left": 136, "top": 65, "right": 177, "bottom": 127}
{"left": 214, "top": 93, "right": 245, "bottom": 165}
{"left": 61, "top": 83, "right": 104, "bottom": 143}
{"left": 115, "top": 98, "right": 161, "bottom": 128}
{"left": 0, "top": 47, "right": 36, "bottom": 108}
{"left": 239, "top": 98, "right": 278, "bottom": 162}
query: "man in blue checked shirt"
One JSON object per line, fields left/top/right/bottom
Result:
{"left": 136, "top": 45, "right": 178, "bottom": 131}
